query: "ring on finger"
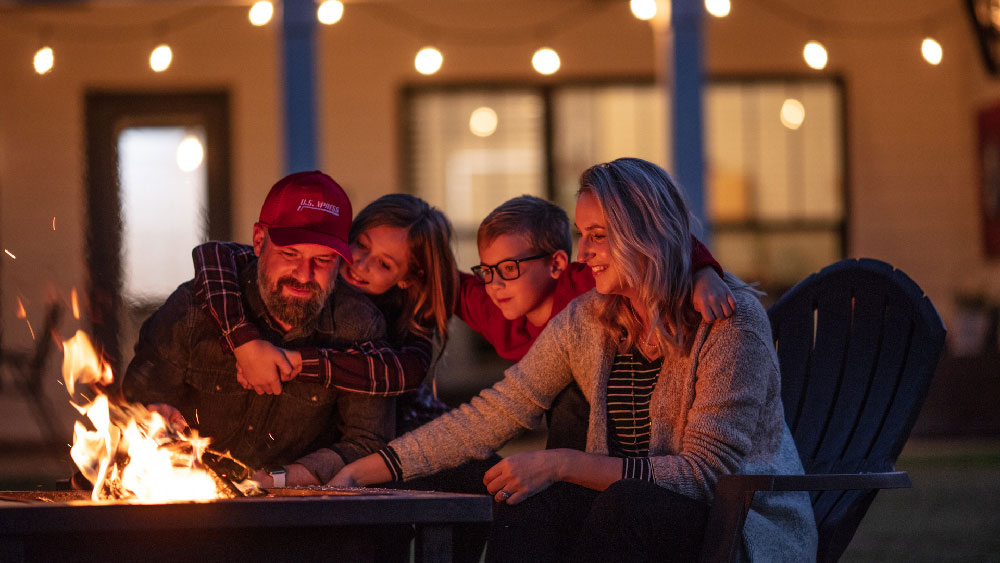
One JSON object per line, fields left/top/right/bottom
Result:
{"left": 499, "top": 490, "right": 511, "bottom": 500}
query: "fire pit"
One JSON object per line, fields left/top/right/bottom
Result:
{"left": 0, "top": 486, "right": 491, "bottom": 563}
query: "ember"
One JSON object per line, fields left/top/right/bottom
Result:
{"left": 61, "top": 330, "right": 250, "bottom": 502}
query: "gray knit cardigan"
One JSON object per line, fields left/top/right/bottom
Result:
{"left": 389, "top": 288, "right": 818, "bottom": 562}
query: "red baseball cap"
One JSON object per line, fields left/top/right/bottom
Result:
{"left": 257, "top": 170, "right": 353, "bottom": 263}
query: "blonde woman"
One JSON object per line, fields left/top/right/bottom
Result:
{"left": 333, "top": 158, "right": 817, "bottom": 563}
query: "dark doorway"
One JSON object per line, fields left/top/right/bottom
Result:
{"left": 85, "top": 92, "right": 231, "bottom": 375}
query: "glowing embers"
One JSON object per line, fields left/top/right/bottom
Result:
{"left": 62, "top": 330, "right": 243, "bottom": 502}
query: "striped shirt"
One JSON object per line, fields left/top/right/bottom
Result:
{"left": 607, "top": 345, "right": 662, "bottom": 481}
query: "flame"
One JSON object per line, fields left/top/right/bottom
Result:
{"left": 62, "top": 330, "right": 234, "bottom": 502}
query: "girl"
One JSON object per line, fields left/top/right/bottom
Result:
{"left": 193, "top": 193, "right": 457, "bottom": 431}
{"left": 330, "top": 159, "right": 817, "bottom": 563}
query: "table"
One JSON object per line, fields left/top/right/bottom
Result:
{"left": 0, "top": 488, "right": 492, "bottom": 563}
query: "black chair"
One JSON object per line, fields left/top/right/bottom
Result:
{"left": 699, "top": 258, "right": 947, "bottom": 563}
{"left": 0, "top": 302, "right": 65, "bottom": 446}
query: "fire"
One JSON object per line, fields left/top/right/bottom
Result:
{"left": 61, "top": 330, "right": 237, "bottom": 502}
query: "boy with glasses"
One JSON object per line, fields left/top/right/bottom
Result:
{"left": 458, "top": 195, "right": 732, "bottom": 449}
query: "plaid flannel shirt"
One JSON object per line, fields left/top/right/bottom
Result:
{"left": 192, "top": 241, "right": 431, "bottom": 396}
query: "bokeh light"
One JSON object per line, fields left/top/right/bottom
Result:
{"left": 415, "top": 47, "right": 443, "bottom": 75}
{"left": 532, "top": 48, "right": 561, "bottom": 75}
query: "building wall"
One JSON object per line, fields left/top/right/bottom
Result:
{"left": 1, "top": 0, "right": 996, "bottom": 438}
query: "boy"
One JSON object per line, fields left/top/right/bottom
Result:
{"left": 457, "top": 195, "right": 733, "bottom": 448}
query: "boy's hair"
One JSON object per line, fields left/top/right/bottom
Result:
{"left": 476, "top": 195, "right": 572, "bottom": 257}
{"left": 350, "top": 194, "right": 458, "bottom": 344}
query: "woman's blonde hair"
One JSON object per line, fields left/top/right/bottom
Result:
{"left": 350, "top": 194, "right": 459, "bottom": 344}
{"left": 578, "top": 157, "right": 700, "bottom": 353}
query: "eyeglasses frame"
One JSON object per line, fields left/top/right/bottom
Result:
{"left": 471, "top": 253, "right": 551, "bottom": 283}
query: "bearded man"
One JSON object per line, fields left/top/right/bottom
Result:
{"left": 119, "top": 171, "right": 392, "bottom": 486}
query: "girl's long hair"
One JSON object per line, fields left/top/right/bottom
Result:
{"left": 578, "top": 158, "right": 700, "bottom": 353}
{"left": 350, "top": 194, "right": 459, "bottom": 344}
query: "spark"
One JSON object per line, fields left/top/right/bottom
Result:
{"left": 52, "top": 217, "right": 57, "bottom": 231}
{"left": 4, "top": 249, "right": 15, "bottom": 260}
{"left": 195, "top": 410, "right": 200, "bottom": 424}
{"left": 71, "top": 289, "right": 80, "bottom": 319}
{"left": 16, "top": 298, "right": 27, "bottom": 318}
{"left": 268, "top": 432, "right": 275, "bottom": 441}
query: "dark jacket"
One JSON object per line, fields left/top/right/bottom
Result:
{"left": 120, "top": 261, "right": 393, "bottom": 482}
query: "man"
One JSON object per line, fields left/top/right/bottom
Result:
{"left": 119, "top": 170, "right": 393, "bottom": 487}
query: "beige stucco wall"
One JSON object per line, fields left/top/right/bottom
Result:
{"left": 1, "top": 0, "right": 996, "bottom": 439}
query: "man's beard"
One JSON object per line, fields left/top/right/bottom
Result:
{"left": 258, "top": 269, "right": 333, "bottom": 329}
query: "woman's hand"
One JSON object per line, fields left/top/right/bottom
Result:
{"left": 328, "top": 453, "right": 393, "bottom": 488}
{"left": 692, "top": 267, "right": 735, "bottom": 322}
{"left": 483, "top": 450, "right": 567, "bottom": 505}
{"left": 233, "top": 340, "right": 296, "bottom": 395}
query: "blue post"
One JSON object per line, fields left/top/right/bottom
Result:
{"left": 282, "top": 0, "right": 317, "bottom": 173}
{"left": 671, "top": 0, "right": 708, "bottom": 240}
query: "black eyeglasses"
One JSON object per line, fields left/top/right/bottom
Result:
{"left": 471, "top": 253, "right": 549, "bottom": 283}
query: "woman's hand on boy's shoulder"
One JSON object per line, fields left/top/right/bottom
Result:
{"left": 692, "top": 267, "right": 736, "bottom": 322}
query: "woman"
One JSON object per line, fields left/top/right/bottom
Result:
{"left": 332, "top": 158, "right": 817, "bottom": 562}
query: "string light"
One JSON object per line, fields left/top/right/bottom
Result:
{"left": 630, "top": 0, "right": 657, "bottom": 21}
{"left": 532, "top": 47, "right": 560, "bottom": 75}
{"left": 803, "top": 40, "right": 828, "bottom": 70}
{"left": 705, "top": 0, "right": 731, "bottom": 18}
{"left": 921, "top": 37, "right": 943, "bottom": 65}
{"left": 150, "top": 44, "right": 172, "bottom": 72}
{"left": 15, "top": 2, "right": 951, "bottom": 77}
{"left": 317, "top": 1, "right": 344, "bottom": 25}
{"left": 248, "top": 1, "right": 274, "bottom": 26}
{"left": 33, "top": 46, "right": 54, "bottom": 74}
{"left": 414, "top": 47, "right": 443, "bottom": 75}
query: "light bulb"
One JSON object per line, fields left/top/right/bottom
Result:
{"left": 630, "top": 0, "right": 657, "bottom": 20}
{"left": 415, "top": 47, "right": 443, "bottom": 75}
{"left": 705, "top": 0, "right": 731, "bottom": 18}
{"left": 34, "top": 46, "right": 54, "bottom": 74}
{"left": 532, "top": 48, "right": 561, "bottom": 75}
{"left": 150, "top": 44, "right": 172, "bottom": 72}
{"left": 318, "top": 1, "right": 344, "bottom": 25}
{"left": 803, "top": 41, "right": 828, "bottom": 70}
{"left": 921, "top": 38, "right": 942, "bottom": 65}
{"left": 249, "top": 1, "right": 274, "bottom": 26}
{"left": 780, "top": 99, "right": 805, "bottom": 130}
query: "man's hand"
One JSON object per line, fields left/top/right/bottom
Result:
{"left": 692, "top": 267, "right": 735, "bottom": 322}
{"left": 483, "top": 450, "right": 565, "bottom": 505}
{"left": 147, "top": 403, "right": 189, "bottom": 431}
{"left": 233, "top": 340, "right": 296, "bottom": 395}
{"left": 250, "top": 463, "right": 320, "bottom": 488}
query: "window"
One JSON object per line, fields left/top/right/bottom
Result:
{"left": 118, "top": 126, "right": 209, "bottom": 305}
{"left": 406, "top": 78, "right": 845, "bottom": 294}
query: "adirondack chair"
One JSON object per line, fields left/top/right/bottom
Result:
{"left": 698, "top": 258, "right": 946, "bottom": 563}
